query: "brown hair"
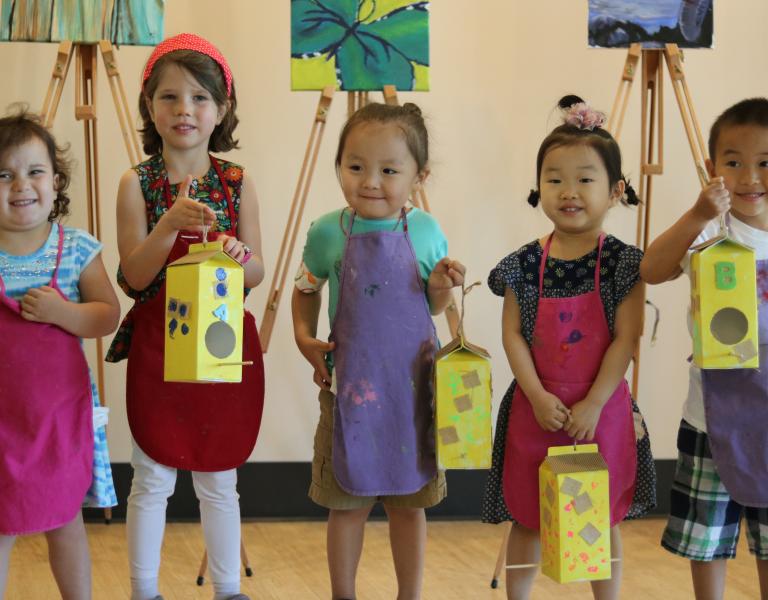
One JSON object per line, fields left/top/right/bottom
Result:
{"left": 335, "top": 102, "right": 429, "bottom": 173}
{"left": 139, "top": 50, "right": 239, "bottom": 155}
{"left": 0, "top": 106, "right": 71, "bottom": 221}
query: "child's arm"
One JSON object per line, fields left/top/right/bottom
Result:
{"left": 292, "top": 287, "right": 335, "bottom": 390}
{"left": 117, "top": 171, "right": 216, "bottom": 291}
{"left": 427, "top": 257, "right": 466, "bottom": 315}
{"left": 20, "top": 254, "right": 120, "bottom": 338}
{"left": 502, "top": 288, "right": 570, "bottom": 432}
{"left": 640, "top": 177, "right": 730, "bottom": 284}
{"left": 565, "top": 280, "right": 645, "bottom": 441}
{"left": 218, "top": 172, "right": 265, "bottom": 288}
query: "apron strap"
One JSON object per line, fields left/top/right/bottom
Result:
{"left": 539, "top": 232, "right": 607, "bottom": 294}
{"left": 49, "top": 224, "right": 66, "bottom": 289}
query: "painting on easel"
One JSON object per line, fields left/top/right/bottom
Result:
{"left": 588, "top": 0, "right": 713, "bottom": 48}
{"left": 0, "top": 0, "right": 163, "bottom": 45}
{"left": 291, "top": 0, "right": 429, "bottom": 91}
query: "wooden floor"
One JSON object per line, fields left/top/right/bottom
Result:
{"left": 5, "top": 518, "right": 762, "bottom": 599}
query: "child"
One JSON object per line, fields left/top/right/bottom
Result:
{"left": 641, "top": 98, "right": 768, "bottom": 600}
{"left": 0, "top": 109, "right": 119, "bottom": 599}
{"left": 105, "top": 34, "right": 265, "bottom": 600}
{"left": 292, "top": 102, "right": 465, "bottom": 600}
{"left": 481, "top": 96, "right": 656, "bottom": 600}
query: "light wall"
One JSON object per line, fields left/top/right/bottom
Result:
{"left": 1, "top": 1, "right": 765, "bottom": 462}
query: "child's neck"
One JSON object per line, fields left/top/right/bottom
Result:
{"left": 0, "top": 222, "right": 53, "bottom": 256}
{"left": 544, "top": 228, "right": 604, "bottom": 260}
{"left": 161, "top": 148, "right": 212, "bottom": 184}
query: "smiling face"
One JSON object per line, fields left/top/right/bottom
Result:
{"left": 338, "top": 121, "right": 427, "bottom": 220}
{"left": 538, "top": 143, "right": 623, "bottom": 236}
{"left": 708, "top": 124, "right": 768, "bottom": 229}
{"left": 0, "top": 136, "right": 58, "bottom": 237}
{"left": 146, "top": 63, "right": 227, "bottom": 155}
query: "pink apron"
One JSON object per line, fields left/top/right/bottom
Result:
{"left": 502, "top": 233, "right": 636, "bottom": 530}
{"left": 0, "top": 226, "right": 93, "bottom": 535}
{"left": 126, "top": 158, "right": 264, "bottom": 471}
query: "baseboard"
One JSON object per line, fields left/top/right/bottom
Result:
{"left": 84, "top": 460, "right": 677, "bottom": 522}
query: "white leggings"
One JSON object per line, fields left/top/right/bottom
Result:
{"left": 127, "top": 442, "right": 242, "bottom": 588}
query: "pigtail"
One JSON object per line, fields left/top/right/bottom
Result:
{"left": 623, "top": 177, "right": 640, "bottom": 206}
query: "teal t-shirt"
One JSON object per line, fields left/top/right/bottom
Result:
{"left": 301, "top": 207, "right": 448, "bottom": 324}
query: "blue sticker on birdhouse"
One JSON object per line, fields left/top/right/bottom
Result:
{"left": 216, "top": 268, "right": 227, "bottom": 281}
{"left": 178, "top": 302, "right": 191, "bottom": 319}
{"left": 213, "top": 303, "right": 229, "bottom": 322}
{"left": 168, "top": 317, "right": 178, "bottom": 337}
{"left": 215, "top": 282, "right": 228, "bottom": 298}
{"left": 181, "top": 323, "right": 190, "bottom": 335}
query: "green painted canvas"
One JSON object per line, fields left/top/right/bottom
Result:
{"left": 291, "top": 0, "right": 429, "bottom": 91}
{"left": 0, "top": 0, "right": 164, "bottom": 45}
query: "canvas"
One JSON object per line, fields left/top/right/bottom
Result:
{"left": 0, "top": 0, "right": 164, "bottom": 45}
{"left": 291, "top": 0, "right": 429, "bottom": 91}
{"left": 588, "top": 0, "right": 713, "bottom": 48}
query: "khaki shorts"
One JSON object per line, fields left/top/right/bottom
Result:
{"left": 309, "top": 389, "right": 447, "bottom": 510}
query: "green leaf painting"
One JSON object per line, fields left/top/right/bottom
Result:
{"left": 0, "top": 0, "right": 164, "bottom": 46}
{"left": 291, "top": 0, "right": 429, "bottom": 91}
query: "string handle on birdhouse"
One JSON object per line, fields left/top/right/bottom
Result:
{"left": 457, "top": 280, "right": 482, "bottom": 342}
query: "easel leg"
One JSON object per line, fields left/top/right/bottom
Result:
{"left": 259, "top": 86, "right": 335, "bottom": 352}
{"left": 491, "top": 521, "right": 512, "bottom": 588}
{"left": 99, "top": 40, "right": 142, "bottom": 166}
{"left": 41, "top": 41, "right": 74, "bottom": 127}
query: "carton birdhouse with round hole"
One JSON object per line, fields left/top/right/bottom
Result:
{"left": 690, "top": 235, "right": 758, "bottom": 369}
{"left": 164, "top": 241, "right": 244, "bottom": 382}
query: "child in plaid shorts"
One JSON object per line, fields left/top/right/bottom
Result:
{"left": 641, "top": 98, "right": 768, "bottom": 599}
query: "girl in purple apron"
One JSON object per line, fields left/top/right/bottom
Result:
{"left": 108, "top": 35, "right": 264, "bottom": 600}
{"left": 643, "top": 98, "right": 768, "bottom": 600}
{"left": 292, "top": 103, "right": 465, "bottom": 600}
{"left": 0, "top": 112, "right": 120, "bottom": 599}
{"left": 482, "top": 96, "right": 656, "bottom": 599}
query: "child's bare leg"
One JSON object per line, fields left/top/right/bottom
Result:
{"left": 690, "top": 559, "right": 726, "bottom": 600}
{"left": 44, "top": 512, "right": 91, "bottom": 600}
{"left": 590, "top": 525, "right": 622, "bottom": 600}
{"left": 383, "top": 506, "right": 426, "bottom": 600}
{"left": 327, "top": 506, "right": 372, "bottom": 599}
{"left": 505, "top": 523, "right": 539, "bottom": 600}
{"left": 755, "top": 557, "right": 768, "bottom": 600}
{"left": 0, "top": 534, "right": 16, "bottom": 600}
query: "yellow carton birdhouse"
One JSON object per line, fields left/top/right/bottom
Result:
{"left": 164, "top": 240, "right": 244, "bottom": 383}
{"left": 690, "top": 235, "right": 758, "bottom": 369}
{"left": 539, "top": 444, "right": 611, "bottom": 584}
{"left": 433, "top": 282, "right": 492, "bottom": 469}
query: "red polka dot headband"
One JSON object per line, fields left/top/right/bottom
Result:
{"left": 142, "top": 33, "right": 233, "bottom": 97}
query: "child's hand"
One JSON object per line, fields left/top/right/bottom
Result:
{"left": 529, "top": 390, "right": 570, "bottom": 432}
{"left": 162, "top": 175, "right": 217, "bottom": 232}
{"left": 428, "top": 257, "right": 466, "bottom": 292}
{"left": 691, "top": 176, "right": 730, "bottom": 222}
{"left": 20, "top": 286, "right": 67, "bottom": 326}
{"left": 217, "top": 233, "right": 251, "bottom": 264}
{"left": 296, "top": 335, "right": 335, "bottom": 390}
{"left": 564, "top": 398, "right": 603, "bottom": 441}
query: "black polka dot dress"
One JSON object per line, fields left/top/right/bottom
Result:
{"left": 481, "top": 236, "right": 657, "bottom": 524}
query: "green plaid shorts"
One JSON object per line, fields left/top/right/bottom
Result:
{"left": 661, "top": 420, "right": 768, "bottom": 560}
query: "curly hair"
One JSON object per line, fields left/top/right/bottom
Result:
{"left": 139, "top": 50, "right": 239, "bottom": 156}
{"left": 0, "top": 106, "right": 72, "bottom": 221}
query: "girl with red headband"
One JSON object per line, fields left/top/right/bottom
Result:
{"left": 106, "top": 33, "right": 264, "bottom": 600}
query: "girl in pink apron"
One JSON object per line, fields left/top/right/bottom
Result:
{"left": 0, "top": 112, "right": 120, "bottom": 599}
{"left": 292, "top": 103, "right": 465, "bottom": 600}
{"left": 106, "top": 34, "right": 264, "bottom": 600}
{"left": 482, "top": 95, "right": 656, "bottom": 599}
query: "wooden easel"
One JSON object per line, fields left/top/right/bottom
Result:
{"left": 258, "top": 85, "right": 459, "bottom": 352}
{"left": 40, "top": 39, "right": 142, "bottom": 524}
{"left": 487, "top": 43, "right": 709, "bottom": 591}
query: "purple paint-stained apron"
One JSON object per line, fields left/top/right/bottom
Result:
{"left": 502, "top": 233, "right": 636, "bottom": 529}
{"left": 0, "top": 226, "right": 93, "bottom": 534}
{"left": 701, "top": 257, "right": 768, "bottom": 506}
{"left": 329, "top": 209, "right": 438, "bottom": 496}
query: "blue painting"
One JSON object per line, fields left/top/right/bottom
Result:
{"left": 0, "top": 0, "right": 164, "bottom": 45}
{"left": 588, "top": 0, "right": 713, "bottom": 48}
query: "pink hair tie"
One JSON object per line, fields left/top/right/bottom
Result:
{"left": 563, "top": 102, "right": 606, "bottom": 131}
{"left": 142, "top": 33, "right": 233, "bottom": 97}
